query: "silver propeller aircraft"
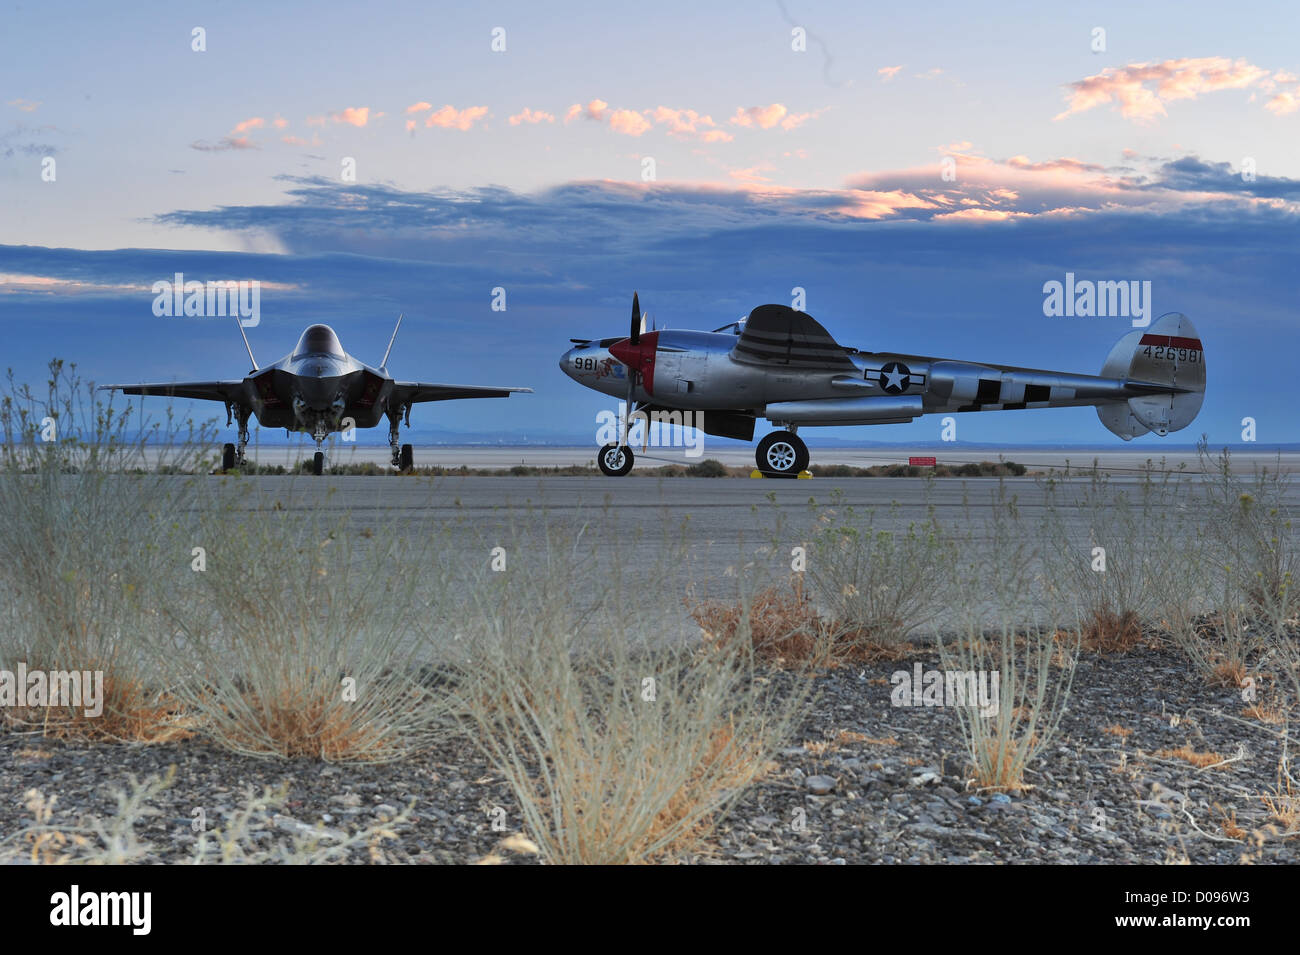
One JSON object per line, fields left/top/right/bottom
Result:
{"left": 102, "top": 317, "right": 531, "bottom": 474}
{"left": 561, "top": 294, "right": 1206, "bottom": 476}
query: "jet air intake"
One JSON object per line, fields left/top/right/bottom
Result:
{"left": 764, "top": 394, "right": 924, "bottom": 425}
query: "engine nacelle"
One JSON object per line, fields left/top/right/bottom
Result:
{"left": 764, "top": 394, "right": 924, "bottom": 425}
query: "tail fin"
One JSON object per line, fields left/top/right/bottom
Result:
{"left": 235, "top": 316, "right": 259, "bottom": 371}
{"left": 380, "top": 313, "right": 403, "bottom": 369}
{"left": 1097, "top": 312, "right": 1206, "bottom": 440}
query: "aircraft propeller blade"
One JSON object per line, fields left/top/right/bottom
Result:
{"left": 630, "top": 291, "right": 641, "bottom": 346}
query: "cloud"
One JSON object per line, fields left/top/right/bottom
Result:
{"left": 647, "top": 106, "right": 731, "bottom": 141}
{"left": 730, "top": 104, "right": 788, "bottom": 129}
{"left": 305, "top": 115, "right": 328, "bottom": 127}
{"left": 231, "top": 117, "right": 265, "bottom": 134}
{"left": 282, "top": 133, "right": 322, "bottom": 148}
{"left": 6, "top": 99, "right": 40, "bottom": 112}
{"left": 423, "top": 105, "right": 489, "bottom": 130}
{"left": 189, "top": 136, "right": 256, "bottom": 152}
{"left": 1265, "top": 89, "right": 1300, "bottom": 115}
{"left": 877, "top": 66, "right": 903, "bottom": 82}
{"left": 565, "top": 99, "right": 609, "bottom": 123}
{"left": 405, "top": 102, "right": 433, "bottom": 114}
{"left": 608, "top": 109, "right": 651, "bottom": 136}
{"left": 508, "top": 108, "right": 555, "bottom": 125}
{"left": 1055, "top": 56, "right": 1272, "bottom": 123}
{"left": 273, "top": 115, "right": 288, "bottom": 129}
{"left": 331, "top": 107, "right": 371, "bottom": 127}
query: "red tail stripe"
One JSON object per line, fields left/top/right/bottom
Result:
{"left": 1139, "top": 334, "right": 1202, "bottom": 350}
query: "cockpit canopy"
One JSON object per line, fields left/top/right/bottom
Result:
{"left": 293, "top": 324, "right": 345, "bottom": 359}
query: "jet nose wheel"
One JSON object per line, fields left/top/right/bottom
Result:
{"left": 221, "top": 443, "right": 236, "bottom": 472}
{"left": 597, "top": 443, "right": 635, "bottom": 476}
{"left": 757, "top": 430, "right": 809, "bottom": 476}
{"left": 399, "top": 443, "right": 414, "bottom": 472}
{"left": 312, "top": 451, "right": 325, "bottom": 475}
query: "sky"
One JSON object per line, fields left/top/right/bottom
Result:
{"left": 2, "top": 0, "right": 1298, "bottom": 447}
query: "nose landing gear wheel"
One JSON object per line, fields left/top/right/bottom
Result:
{"left": 597, "top": 443, "right": 634, "bottom": 476}
{"left": 221, "top": 443, "right": 236, "bottom": 471}
{"left": 756, "top": 431, "right": 809, "bottom": 476}
{"left": 399, "top": 443, "right": 414, "bottom": 472}
{"left": 312, "top": 451, "right": 325, "bottom": 475}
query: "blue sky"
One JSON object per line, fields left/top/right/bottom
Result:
{"left": 2, "top": 0, "right": 1298, "bottom": 445}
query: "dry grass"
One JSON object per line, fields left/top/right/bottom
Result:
{"left": 691, "top": 578, "right": 919, "bottom": 669}
{"left": 1157, "top": 745, "right": 1230, "bottom": 770}
{"left": 1102, "top": 724, "right": 1134, "bottom": 738}
{"left": 1242, "top": 703, "right": 1287, "bottom": 725}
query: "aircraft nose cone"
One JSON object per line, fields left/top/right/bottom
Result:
{"left": 559, "top": 348, "right": 576, "bottom": 378}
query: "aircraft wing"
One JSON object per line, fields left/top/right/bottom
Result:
{"left": 99, "top": 380, "right": 246, "bottom": 402}
{"left": 392, "top": 382, "right": 533, "bottom": 404}
{"left": 731, "top": 304, "right": 859, "bottom": 371}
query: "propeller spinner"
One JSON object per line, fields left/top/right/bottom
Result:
{"left": 608, "top": 292, "right": 659, "bottom": 444}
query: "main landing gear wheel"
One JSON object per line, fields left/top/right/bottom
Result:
{"left": 221, "top": 443, "right": 236, "bottom": 471}
{"left": 597, "top": 443, "right": 634, "bottom": 476}
{"left": 756, "top": 430, "right": 809, "bottom": 476}
{"left": 399, "top": 443, "right": 414, "bottom": 472}
{"left": 312, "top": 451, "right": 325, "bottom": 475}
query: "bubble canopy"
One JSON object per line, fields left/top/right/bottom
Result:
{"left": 293, "top": 324, "right": 345, "bottom": 359}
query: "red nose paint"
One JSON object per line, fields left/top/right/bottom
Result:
{"left": 609, "top": 331, "right": 659, "bottom": 396}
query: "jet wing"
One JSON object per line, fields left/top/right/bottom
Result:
{"left": 99, "top": 380, "right": 246, "bottom": 402}
{"left": 731, "top": 304, "right": 859, "bottom": 371}
{"left": 392, "top": 382, "right": 533, "bottom": 404}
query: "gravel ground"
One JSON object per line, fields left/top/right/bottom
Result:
{"left": 1, "top": 641, "right": 1294, "bottom": 865}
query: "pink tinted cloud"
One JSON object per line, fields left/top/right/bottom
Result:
{"left": 1055, "top": 57, "right": 1271, "bottom": 122}
{"left": 7, "top": 98, "right": 41, "bottom": 112}
{"left": 509, "top": 108, "right": 556, "bottom": 125}
{"left": 332, "top": 107, "right": 371, "bottom": 127}
{"left": 231, "top": 117, "right": 265, "bottom": 134}
{"left": 730, "top": 104, "right": 788, "bottom": 129}
{"left": 424, "top": 105, "right": 489, "bottom": 130}
{"left": 608, "top": 109, "right": 651, "bottom": 136}
{"left": 405, "top": 102, "right": 433, "bottom": 114}
{"left": 565, "top": 99, "right": 610, "bottom": 123}
{"left": 877, "top": 66, "right": 903, "bottom": 81}
{"left": 273, "top": 115, "right": 288, "bottom": 129}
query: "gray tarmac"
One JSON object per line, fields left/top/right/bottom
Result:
{"left": 194, "top": 461, "right": 1300, "bottom": 638}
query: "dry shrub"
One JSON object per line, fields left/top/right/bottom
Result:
{"left": 1080, "top": 607, "right": 1144, "bottom": 654}
{"left": 691, "top": 579, "right": 831, "bottom": 666}
{"left": 1102, "top": 724, "right": 1134, "bottom": 738}
{"left": 456, "top": 543, "right": 808, "bottom": 865}
{"left": 939, "top": 623, "right": 1077, "bottom": 793}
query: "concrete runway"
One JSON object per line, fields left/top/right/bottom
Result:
{"left": 237, "top": 444, "right": 1300, "bottom": 475}
{"left": 194, "top": 466, "right": 1300, "bottom": 639}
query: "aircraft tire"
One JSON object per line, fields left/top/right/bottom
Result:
{"left": 221, "top": 443, "right": 236, "bottom": 471}
{"left": 312, "top": 451, "right": 325, "bottom": 475}
{"left": 756, "top": 431, "right": 809, "bottom": 475}
{"left": 597, "top": 443, "right": 634, "bottom": 476}
{"left": 400, "top": 443, "right": 414, "bottom": 471}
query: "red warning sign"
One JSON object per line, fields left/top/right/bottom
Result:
{"left": 908, "top": 456, "right": 937, "bottom": 467}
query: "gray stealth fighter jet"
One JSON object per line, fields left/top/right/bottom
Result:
{"left": 101, "top": 317, "right": 531, "bottom": 474}
{"left": 561, "top": 295, "right": 1206, "bottom": 476}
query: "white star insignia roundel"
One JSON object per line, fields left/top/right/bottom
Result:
{"left": 879, "top": 361, "right": 911, "bottom": 394}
